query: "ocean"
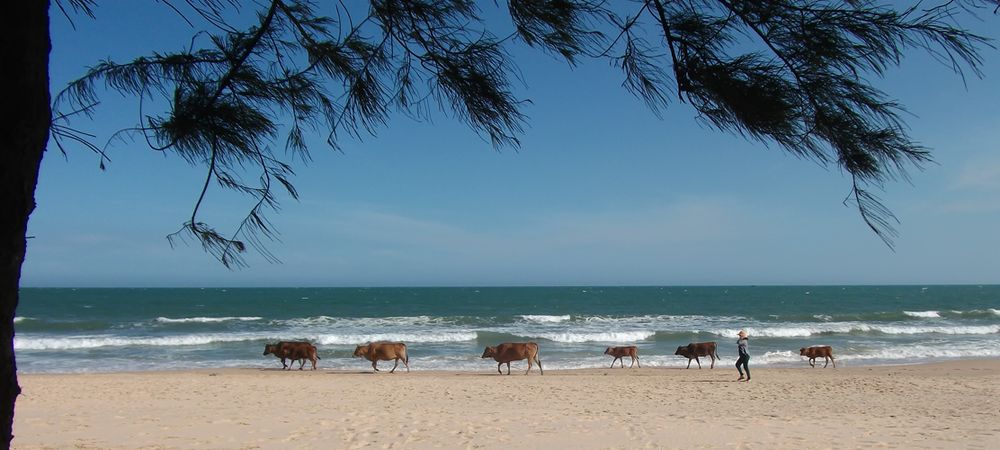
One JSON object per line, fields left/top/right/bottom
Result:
{"left": 14, "top": 286, "right": 1000, "bottom": 373}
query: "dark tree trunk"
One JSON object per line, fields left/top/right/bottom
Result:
{"left": 0, "top": 1, "right": 50, "bottom": 448}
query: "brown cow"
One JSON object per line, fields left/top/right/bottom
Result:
{"left": 604, "top": 346, "right": 640, "bottom": 369}
{"left": 353, "top": 342, "right": 410, "bottom": 373}
{"left": 263, "top": 341, "right": 320, "bottom": 370}
{"left": 800, "top": 346, "right": 836, "bottom": 368}
{"left": 481, "top": 342, "right": 543, "bottom": 375}
{"left": 674, "top": 342, "right": 720, "bottom": 369}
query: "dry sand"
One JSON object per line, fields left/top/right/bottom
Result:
{"left": 12, "top": 359, "right": 1000, "bottom": 449}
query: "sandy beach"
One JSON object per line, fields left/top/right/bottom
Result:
{"left": 11, "top": 359, "right": 1000, "bottom": 449}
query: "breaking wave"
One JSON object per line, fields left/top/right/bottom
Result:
{"left": 14, "top": 333, "right": 268, "bottom": 350}
{"left": 275, "top": 315, "right": 458, "bottom": 328}
{"left": 156, "top": 316, "right": 262, "bottom": 323}
{"left": 313, "top": 332, "right": 477, "bottom": 345}
{"left": 518, "top": 315, "right": 571, "bottom": 323}
{"left": 14, "top": 330, "right": 482, "bottom": 350}
{"left": 707, "top": 323, "right": 1000, "bottom": 338}
{"left": 530, "top": 331, "right": 657, "bottom": 343}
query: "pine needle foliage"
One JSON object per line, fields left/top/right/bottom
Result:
{"left": 54, "top": 0, "right": 993, "bottom": 266}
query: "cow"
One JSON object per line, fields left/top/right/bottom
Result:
{"left": 353, "top": 342, "right": 410, "bottom": 373}
{"left": 481, "top": 342, "right": 543, "bottom": 375}
{"left": 263, "top": 341, "right": 320, "bottom": 370}
{"left": 800, "top": 346, "right": 836, "bottom": 368}
{"left": 604, "top": 346, "right": 640, "bottom": 369}
{"left": 674, "top": 342, "right": 720, "bottom": 369}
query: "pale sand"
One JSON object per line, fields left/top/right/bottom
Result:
{"left": 12, "top": 360, "right": 1000, "bottom": 449}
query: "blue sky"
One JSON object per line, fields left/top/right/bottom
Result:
{"left": 22, "top": 2, "right": 1000, "bottom": 287}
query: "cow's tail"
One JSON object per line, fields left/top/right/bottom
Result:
{"left": 533, "top": 343, "right": 543, "bottom": 375}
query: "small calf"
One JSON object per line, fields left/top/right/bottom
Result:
{"left": 604, "top": 346, "right": 640, "bottom": 369}
{"left": 799, "top": 346, "right": 836, "bottom": 368}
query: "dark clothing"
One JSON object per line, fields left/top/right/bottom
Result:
{"left": 736, "top": 354, "right": 750, "bottom": 379}
{"left": 736, "top": 337, "right": 750, "bottom": 379}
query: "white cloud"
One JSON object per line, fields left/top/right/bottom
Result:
{"left": 933, "top": 197, "right": 1000, "bottom": 214}
{"left": 951, "top": 159, "right": 1000, "bottom": 191}
{"left": 297, "top": 196, "right": 771, "bottom": 274}
{"left": 530, "top": 197, "right": 754, "bottom": 249}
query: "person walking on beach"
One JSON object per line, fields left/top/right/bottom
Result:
{"left": 736, "top": 330, "right": 750, "bottom": 382}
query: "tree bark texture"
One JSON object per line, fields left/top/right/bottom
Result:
{"left": 0, "top": 1, "right": 50, "bottom": 448}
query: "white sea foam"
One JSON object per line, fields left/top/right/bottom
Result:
{"left": 278, "top": 315, "right": 450, "bottom": 328}
{"left": 156, "top": 316, "right": 262, "bottom": 323}
{"left": 13, "top": 317, "right": 29, "bottom": 323}
{"left": 530, "top": 331, "right": 656, "bottom": 343}
{"left": 755, "top": 350, "right": 801, "bottom": 365}
{"left": 903, "top": 310, "right": 941, "bottom": 318}
{"left": 707, "top": 323, "right": 1000, "bottom": 338}
{"left": 990, "top": 309, "right": 1000, "bottom": 317}
{"left": 706, "top": 325, "right": 847, "bottom": 338}
{"left": 866, "top": 324, "right": 1000, "bottom": 335}
{"left": 838, "top": 342, "right": 1000, "bottom": 362}
{"left": 813, "top": 314, "right": 833, "bottom": 321}
{"left": 577, "top": 314, "right": 748, "bottom": 327}
{"left": 518, "top": 315, "right": 571, "bottom": 323}
{"left": 313, "top": 332, "right": 477, "bottom": 345}
{"left": 275, "top": 315, "right": 338, "bottom": 326}
{"left": 14, "top": 333, "right": 268, "bottom": 350}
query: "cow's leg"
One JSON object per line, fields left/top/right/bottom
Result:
{"left": 809, "top": 358, "right": 815, "bottom": 368}
{"left": 390, "top": 358, "right": 399, "bottom": 373}
{"left": 402, "top": 356, "right": 410, "bottom": 373}
{"left": 710, "top": 354, "right": 715, "bottom": 369}
{"left": 311, "top": 356, "right": 317, "bottom": 370}
{"left": 525, "top": 357, "right": 532, "bottom": 375}
{"left": 609, "top": 358, "right": 616, "bottom": 369}
{"left": 497, "top": 362, "right": 503, "bottom": 375}
{"left": 299, "top": 359, "right": 306, "bottom": 370}
{"left": 686, "top": 358, "right": 692, "bottom": 369}
{"left": 536, "top": 356, "right": 543, "bottom": 375}
{"left": 830, "top": 356, "right": 836, "bottom": 368}
{"left": 372, "top": 360, "right": 380, "bottom": 372}
{"left": 629, "top": 356, "right": 635, "bottom": 368}
{"left": 281, "top": 357, "right": 288, "bottom": 370}
{"left": 506, "top": 362, "right": 512, "bottom": 375}
{"left": 695, "top": 357, "right": 702, "bottom": 369}
{"left": 634, "top": 355, "right": 640, "bottom": 369}
{"left": 823, "top": 356, "right": 831, "bottom": 368}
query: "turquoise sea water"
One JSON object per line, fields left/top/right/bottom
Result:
{"left": 14, "top": 286, "right": 1000, "bottom": 373}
